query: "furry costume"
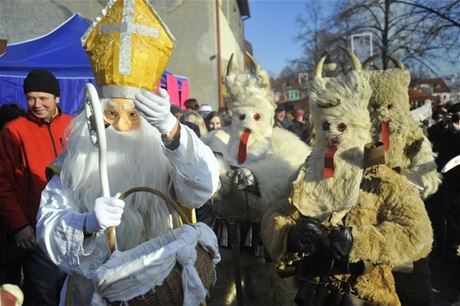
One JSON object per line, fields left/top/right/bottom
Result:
{"left": 201, "top": 53, "right": 311, "bottom": 305}
{"left": 364, "top": 57, "right": 441, "bottom": 200}
{"left": 261, "top": 50, "right": 433, "bottom": 306}
{"left": 202, "top": 53, "right": 311, "bottom": 222}
{"left": 364, "top": 57, "right": 441, "bottom": 305}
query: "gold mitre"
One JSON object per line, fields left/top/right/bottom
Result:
{"left": 82, "top": 0, "right": 176, "bottom": 99}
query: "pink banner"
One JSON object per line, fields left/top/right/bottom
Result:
{"left": 180, "top": 80, "right": 189, "bottom": 109}
{"left": 166, "top": 74, "right": 179, "bottom": 106}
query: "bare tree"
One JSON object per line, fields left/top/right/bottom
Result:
{"left": 293, "top": 0, "right": 460, "bottom": 76}
{"left": 289, "top": 1, "right": 344, "bottom": 77}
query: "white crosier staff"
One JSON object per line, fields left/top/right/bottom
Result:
{"left": 84, "top": 83, "right": 118, "bottom": 251}
{"left": 441, "top": 154, "right": 460, "bottom": 174}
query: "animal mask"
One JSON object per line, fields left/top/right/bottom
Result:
{"left": 363, "top": 55, "right": 441, "bottom": 198}
{"left": 290, "top": 47, "right": 373, "bottom": 223}
{"left": 223, "top": 53, "right": 277, "bottom": 164}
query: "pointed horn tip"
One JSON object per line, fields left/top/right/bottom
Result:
{"left": 387, "top": 55, "right": 405, "bottom": 69}
{"left": 339, "top": 46, "right": 362, "bottom": 72}
{"left": 314, "top": 52, "right": 329, "bottom": 79}
{"left": 363, "top": 54, "right": 380, "bottom": 70}
{"left": 246, "top": 52, "right": 262, "bottom": 76}
{"left": 226, "top": 53, "right": 235, "bottom": 76}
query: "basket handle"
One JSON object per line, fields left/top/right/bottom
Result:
{"left": 108, "top": 186, "right": 191, "bottom": 252}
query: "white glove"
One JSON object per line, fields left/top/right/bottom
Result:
{"left": 85, "top": 196, "right": 125, "bottom": 233}
{"left": 134, "top": 88, "right": 178, "bottom": 135}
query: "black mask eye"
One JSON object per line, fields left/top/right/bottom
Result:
{"left": 337, "top": 123, "right": 347, "bottom": 132}
{"left": 239, "top": 114, "right": 246, "bottom": 121}
{"left": 322, "top": 121, "right": 330, "bottom": 131}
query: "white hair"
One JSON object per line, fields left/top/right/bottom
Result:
{"left": 61, "top": 99, "right": 177, "bottom": 250}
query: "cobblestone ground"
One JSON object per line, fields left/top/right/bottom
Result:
{"left": 430, "top": 250, "right": 460, "bottom": 306}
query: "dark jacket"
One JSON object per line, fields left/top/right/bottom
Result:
{"left": 287, "top": 119, "right": 310, "bottom": 143}
{"left": 432, "top": 128, "right": 460, "bottom": 190}
{"left": 0, "top": 109, "right": 73, "bottom": 232}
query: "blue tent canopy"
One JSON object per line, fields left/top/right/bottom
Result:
{"left": 0, "top": 13, "right": 95, "bottom": 115}
{"left": 0, "top": 13, "right": 188, "bottom": 115}
{"left": 0, "top": 13, "right": 93, "bottom": 77}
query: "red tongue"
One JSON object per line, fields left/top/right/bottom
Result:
{"left": 237, "top": 129, "right": 251, "bottom": 164}
{"left": 381, "top": 121, "right": 390, "bottom": 151}
{"left": 324, "top": 146, "right": 337, "bottom": 178}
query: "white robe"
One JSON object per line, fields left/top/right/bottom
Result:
{"left": 36, "top": 125, "right": 220, "bottom": 305}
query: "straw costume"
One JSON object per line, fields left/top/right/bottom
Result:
{"left": 261, "top": 49, "right": 433, "bottom": 305}
{"left": 36, "top": 0, "right": 220, "bottom": 305}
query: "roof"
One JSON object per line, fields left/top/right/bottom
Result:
{"left": 237, "top": 0, "right": 250, "bottom": 18}
{"left": 410, "top": 77, "right": 451, "bottom": 93}
{"left": 409, "top": 87, "right": 436, "bottom": 103}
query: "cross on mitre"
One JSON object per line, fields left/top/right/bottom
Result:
{"left": 82, "top": 0, "right": 176, "bottom": 99}
{"left": 99, "top": 0, "right": 160, "bottom": 75}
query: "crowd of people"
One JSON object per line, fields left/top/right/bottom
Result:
{"left": 0, "top": 1, "right": 460, "bottom": 306}
{"left": 0, "top": 70, "right": 460, "bottom": 306}
{"left": 426, "top": 102, "right": 460, "bottom": 262}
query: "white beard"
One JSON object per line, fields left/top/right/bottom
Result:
{"left": 61, "top": 112, "right": 176, "bottom": 250}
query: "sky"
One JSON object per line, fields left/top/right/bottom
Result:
{"left": 244, "top": 0, "right": 458, "bottom": 79}
{"left": 244, "top": 0, "right": 317, "bottom": 78}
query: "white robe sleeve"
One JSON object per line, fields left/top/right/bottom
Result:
{"left": 163, "top": 124, "right": 220, "bottom": 208}
{"left": 36, "top": 175, "right": 111, "bottom": 278}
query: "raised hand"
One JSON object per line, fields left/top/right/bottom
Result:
{"left": 134, "top": 89, "right": 178, "bottom": 135}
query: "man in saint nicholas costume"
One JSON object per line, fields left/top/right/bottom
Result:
{"left": 36, "top": 0, "right": 220, "bottom": 305}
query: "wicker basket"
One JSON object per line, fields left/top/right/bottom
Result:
{"left": 105, "top": 187, "right": 216, "bottom": 306}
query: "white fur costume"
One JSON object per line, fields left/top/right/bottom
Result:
{"left": 201, "top": 54, "right": 311, "bottom": 305}
{"left": 202, "top": 55, "right": 311, "bottom": 222}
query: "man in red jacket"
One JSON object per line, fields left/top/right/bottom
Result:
{"left": 0, "top": 70, "right": 73, "bottom": 306}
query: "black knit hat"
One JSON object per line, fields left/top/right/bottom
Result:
{"left": 23, "top": 69, "right": 60, "bottom": 96}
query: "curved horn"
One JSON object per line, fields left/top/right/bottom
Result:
{"left": 315, "top": 51, "right": 329, "bottom": 79}
{"left": 318, "top": 98, "right": 341, "bottom": 109}
{"left": 338, "top": 45, "right": 362, "bottom": 72}
{"left": 387, "top": 55, "right": 405, "bottom": 69}
{"left": 362, "top": 54, "right": 380, "bottom": 70}
{"left": 245, "top": 51, "right": 262, "bottom": 77}
{"left": 226, "top": 53, "right": 235, "bottom": 76}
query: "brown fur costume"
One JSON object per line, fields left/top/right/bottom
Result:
{"left": 261, "top": 50, "right": 433, "bottom": 306}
